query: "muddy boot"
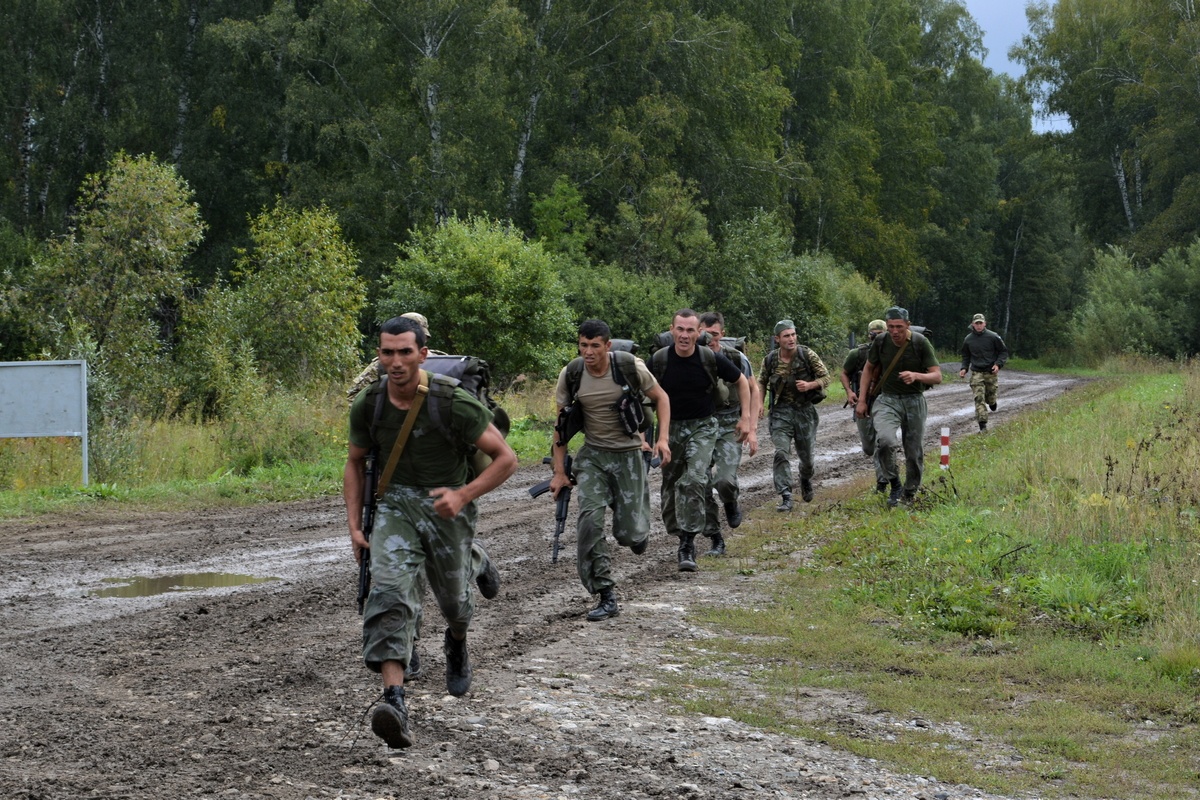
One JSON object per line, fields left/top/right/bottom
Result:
{"left": 476, "top": 553, "right": 501, "bottom": 599}
{"left": 704, "top": 533, "right": 726, "bottom": 557}
{"left": 677, "top": 534, "right": 698, "bottom": 572}
{"left": 979, "top": 419, "right": 987, "bottom": 431}
{"left": 875, "top": 480, "right": 888, "bottom": 494}
{"left": 406, "top": 646, "right": 423, "bottom": 681}
{"left": 371, "top": 685, "right": 413, "bottom": 749}
{"left": 723, "top": 502, "right": 743, "bottom": 529}
{"left": 630, "top": 535, "right": 649, "bottom": 555}
{"left": 586, "top": 588, "right": 620, "bottom": 621}
{"left": 800, "top": 478, "right": 814, "bottom": 503}
{"left": 443, "top": 629, "right": 472, "bottom": 697}
{"left": 775, "top": 492, "right": 792, "bottom": 512}
{"left": 886, "top": 478, "right": 903, "bottom": 509}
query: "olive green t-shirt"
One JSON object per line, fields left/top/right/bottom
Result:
{"left": 349, "top": 373, "right": 493, "bottom": 488}
{"left": 866, "top": 331, "right": 939, "bottom": 396}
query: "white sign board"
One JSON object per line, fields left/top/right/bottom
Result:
{"left": 0, "top": 360, "right": 89, "bottom": 485}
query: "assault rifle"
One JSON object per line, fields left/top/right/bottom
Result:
{"left": 528, "top": 454, "right": 574, "bottom": 563}
{"left": 356, "top": 445, "right": 378, "bottom": 615}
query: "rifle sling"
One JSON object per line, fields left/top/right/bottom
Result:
{"left": 869, "top": 336, "right": 911, "bottom": 399}
{"left": 375, "top": 370, "right": 430, "bottom": 500}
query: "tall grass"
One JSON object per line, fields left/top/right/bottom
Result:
{"left": 668, "top": 358, "right": 1200, "bottom": 797}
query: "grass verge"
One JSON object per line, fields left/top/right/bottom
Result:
{"left": 658, "top": 365, "right": 1200, "bottom": 799}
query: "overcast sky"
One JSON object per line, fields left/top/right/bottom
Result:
{"left": 959, "top": 0, "right": 1071, "bottom": 132}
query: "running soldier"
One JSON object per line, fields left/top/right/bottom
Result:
{"left": 650, "top": 310, "right": 752, "bottom": 572}
{"left": 758, "top": 320, "right": 830, "bottom": 511}
{"left": 551, "top": 320, "right": 671, "bottom": 620}
{"left": 698, "top": 311, "right": 759, "bottom": 555}
{"left": 855, "top": 306, "right": 942, "bottom": 508}
{"left": 958, "top": 313, "right": 1008, "bottom": 431}
{"left": 841, "top": 319, "right": 888, "bottom": 493}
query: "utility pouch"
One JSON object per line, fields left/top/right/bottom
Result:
{"left": 555, "top": 403, "right": 585, "bottom": 448}
{"left": 613, "top": 391, "right": 647, "bottom": 437}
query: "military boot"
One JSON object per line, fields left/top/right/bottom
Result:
{"left": 476, "top": 553, "right": 501, "bottom": 599}
{"left": 678, "top": 534, "right": 698, "bottom": 572}
{"left": 776, "top": 492, "right": 792, "bottom": 512}
{"left": 800, "top": 478, "right": 814, "bottom": 503}
{"left": 406, "top": 647, "right": 423, "bottom": 681}
{"left": 979, "top": 419, "right": 987, "bottom": 431}
{"left": 371, "top": 685, "right": 413, "bottom": 749}
{"left": 443, "top": 629, "right": 472, "bottom": 697}
{"left": 587, "top": 588, "right": 620, "bottom": 621}
{"left": 704, "top": 533, "right": 726, "bottom": 556}
{"left": 723, "top": 501, "right": 743, "bottom": 529}
{"left": 886, "top": 478, "right": 904, "bottom": 509}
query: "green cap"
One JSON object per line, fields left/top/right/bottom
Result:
{"left": 884, "top": 306, "right": 909, "bottom": 321}
{"left": 773, "top": 319, "right": 795, "bottom": 336}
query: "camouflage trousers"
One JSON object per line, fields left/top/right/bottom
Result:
{"left": 704, "top": 410, "right": 743, "bottom": 536}
{"left": 854, "top": 410, "right": 886, "bottom": 484}
{"left": 768, "top": 402, "right": 819, "bottom": 495}
{"left": 574, "top": 445, "right": 651, "bottom": 594}
{"left": 411, "top": 541, "right": 491, "bottom": 644}
{"left": 872, "top": 393, "right": 928, "bottom": 494}
{"left": 362, "top": 485, "right": 477, "bottom": 674}
{"left": 661, "top": 416, "right": 719, "bottom": 538}
{"left": 969, "top": 370, "right": 999, "bottom": 424}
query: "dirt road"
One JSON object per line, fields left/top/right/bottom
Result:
{"left": 0, "top": 370, "right": 1080, "bottom": 799}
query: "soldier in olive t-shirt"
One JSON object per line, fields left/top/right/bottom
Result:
{"left": 855, "top": 307, "right": 941, "bottom": 508}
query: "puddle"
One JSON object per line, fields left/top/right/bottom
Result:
{"left": 89, "top": 573, "right": 279, "bottom": 598}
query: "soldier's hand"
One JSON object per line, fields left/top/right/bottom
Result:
{"left": 654, "top": 438, "right": 672, "bottom": 467}
{"left": 430, "top": 486, "right": 467, "bottom": 519}
{"left": 746, "top": 432, "right": 759, "bottom": 458}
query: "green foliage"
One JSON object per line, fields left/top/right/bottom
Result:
{"left": 175, "top": 203, "right": 364, "bottom": 415}
{"left": 26, "top": 153, "right": 205, "bottom": 421}
{"left": 379, "top": 216, "right": 574, "bottom": 380}
{"left": 558, "top": 261, "right": 688, "bottom": 348}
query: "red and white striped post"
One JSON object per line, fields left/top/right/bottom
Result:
{"left": 940, "top": 427, "right": 950, "bottom": 470}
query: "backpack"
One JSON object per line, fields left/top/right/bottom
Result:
{"left": 712, "top": 344, "right": 747, "bottom": 410}
{"left": 562, "top": 350, "right": 652, "bottom": 439}
{"left": 370, "top": 354, "right": 509, "bottom": 475}
{"left": 763, "top": 345, "right": 827, "bottom": 408}
{"left": 848, "top": 342, "right": 870, "bottom": 396}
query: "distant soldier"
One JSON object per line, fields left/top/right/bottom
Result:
{"left": 856, "top": 307, "right": 942, "bottom": 508}
{"left": 841, "top": 320, "right": 888, "bottom": 493}
{"left": 958, "top": 313, "right": 1008, "bottom": 432}
{"left": 758, "top": 320, "right": 830, "bottom": 511}
{"left": 698, "top": 311, "right": 759, "bottom": 555}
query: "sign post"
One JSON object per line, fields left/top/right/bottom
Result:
{"left": 0, "top": 360, "right": 89, "bottom": 485}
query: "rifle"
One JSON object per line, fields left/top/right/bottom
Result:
{"left": 528, "top": 454, "right": 574, "bottom": 563}
{"left": 356, "top": 445, "right": 378, "bottom": 615}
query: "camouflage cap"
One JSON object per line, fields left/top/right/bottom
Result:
{"left": 884, "top": 306, "right": 909, "bottom": 321}
{"left": 773, "top": 319, "right": 795, "bottom": 336}
{"left": 867, "top": 319, "right": 886, "bottom": 332}
{"left": 400, "top": 312, "right": 431, "bottom": 338}
{"left": 972, "top": 313, "right": 985, "bottom": 323}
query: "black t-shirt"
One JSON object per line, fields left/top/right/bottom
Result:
{"left": 658, "top": 348, "right": 744, "bottom": 420}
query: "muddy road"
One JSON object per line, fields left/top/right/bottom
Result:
{"left": 0, "top": 370, "right": 1082, "bottom": 799}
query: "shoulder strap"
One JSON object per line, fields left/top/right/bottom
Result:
{"left": 376, "top": 371, "right": 429, "bottom": 498}
{"left": 697, "top": 344, "right": 719, "bottom": 388}
{"left": 610, "top": 350, "right": 642, "bottom": 394}
{"left": 869, "top": 336, "right": 910, "bottom": 398}
{"left": 425, "top": 370, "right": 462, "bottom": 440}
{"left": 650, "top": 347, "right": 668, "bottom": 380}
{"left": 564, "top": 357, "right": 585, "bottom": 403}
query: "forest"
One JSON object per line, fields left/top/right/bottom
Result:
{"left": 3, "top": 0, "right": 1200, "bottom": 423}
